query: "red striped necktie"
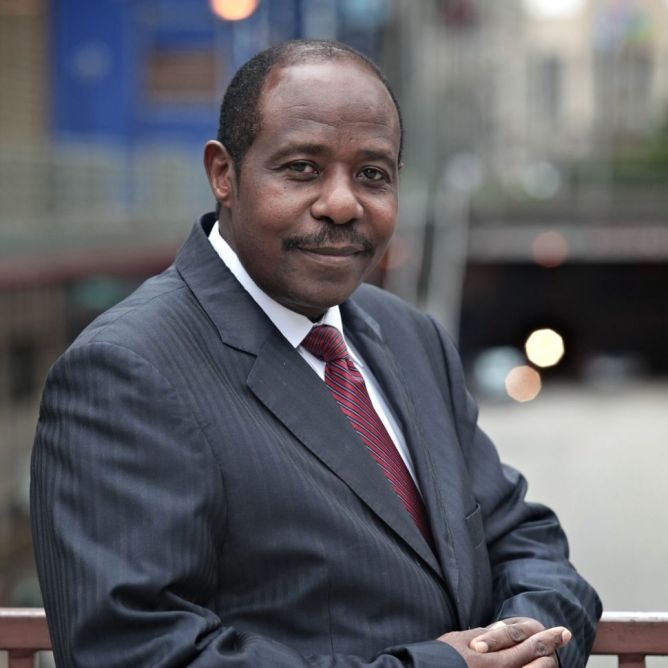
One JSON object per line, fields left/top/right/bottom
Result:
{"left": 301, "top": 325, "right": 433, "bottom": 545}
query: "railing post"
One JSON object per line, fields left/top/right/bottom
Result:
{"left": 0, "top": 608, "right": 50, "bottom": 666}
{"left": 8, "top": 649, "right": 37, "bottom": 668}
{"left": 618, "top": 655, "right": 646, "bottom": 668}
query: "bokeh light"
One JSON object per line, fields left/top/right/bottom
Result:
{"left": 378, "top": 236, "right": 410, "bottom": 271}
{"left": 521, "top": 161, "right": 561, "bottom": 199}
{"left": 525, "top": 328, "right": 565, "bottom": 368}
{"left": 473, "top": 347, "right": 525, "bottom": 398}
{"left": 532, "top": 231, "right": 569, "bottom": 268}
{"left": 523, "top": 0, "right": 585, "bottom": 19}
{"left": 210, "top": 0, "right": 259, "bottom": 21}
{"left": 505, "top": 365, "right": 542, "bottom": 402}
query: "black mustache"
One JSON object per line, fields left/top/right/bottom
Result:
{"left": 283, "top": 226, "right": 373, "bottom": 255}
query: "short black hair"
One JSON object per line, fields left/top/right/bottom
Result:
{"left": 216, "top": 39, "right": 404, "bottom": 174}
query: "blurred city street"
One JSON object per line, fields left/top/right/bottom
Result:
{"left": 479, "top": 380, "right": 668, "bottom": 666}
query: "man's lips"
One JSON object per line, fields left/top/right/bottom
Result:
{"left": 298, "top": 245, "right": 365, "bottom": 256}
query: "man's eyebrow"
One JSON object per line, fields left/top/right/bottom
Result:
{"left": 269, "top": 144, "right": 398, "bottom": 169}
{"left": 357, "top": 148, "right": 398, "bottom": 169}
{"left": 269, "top": 143, "right": 330, "bottom": 162}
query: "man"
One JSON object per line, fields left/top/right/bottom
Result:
{"left": 31, "top": 40, "right": 601, "bottom": 667}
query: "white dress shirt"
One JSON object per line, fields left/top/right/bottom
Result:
{"left": 208, "top": 221, "right": 420, "bottom": 486}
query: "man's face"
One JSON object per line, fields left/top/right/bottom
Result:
{"left": 213, "top": 60, "right": 401, "bottom": 319}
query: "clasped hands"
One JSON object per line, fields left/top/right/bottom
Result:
{"left": 438, "top": 617, "right": 571, "bottom": 667}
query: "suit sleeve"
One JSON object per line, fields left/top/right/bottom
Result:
{"left": 31, "top": 341, "right": 467, "bottom": 668}
{"left": 427, "top": 316, "right": 602, "bottom": 667}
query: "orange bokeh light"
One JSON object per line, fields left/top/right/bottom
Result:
{"left": 505, "top": 365, "right": 542, "bottom": 402}
{"left": 378, "top": 236, "right": 410, "bottom": 271}
{"left": 532, "top": 230, "right": 569, "bottom": 268}
{"left": 210, "top": 0, "right": 259, "bottom": 21}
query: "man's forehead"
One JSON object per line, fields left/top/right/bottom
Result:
{"left": 256, "top": 60, "right": 401, "bottom": 142}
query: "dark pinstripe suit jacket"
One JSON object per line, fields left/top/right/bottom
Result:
{"left": 31, "top": 213, "right": 601, "bottom": 667}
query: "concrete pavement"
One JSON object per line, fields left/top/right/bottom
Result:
{"left": 478, "top": 380, "right": 668, "bottom": 666}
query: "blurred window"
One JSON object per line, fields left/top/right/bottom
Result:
{"left": 530, "top": 53, "right": 563, "bottom": 128}
{"left": 439, "top": 0, "right": 478, "bottom": 29}
{"left": 8, "top": 338, "right": 37, "bottom": 403}
{"left": 620, "top": 50, "right": 653, "bottom": 132}
{"left": 144, "top": 48, "right": 216, "bottom": 104}
{"left": 595, "top": 48, "right": 653, "bottom": 135}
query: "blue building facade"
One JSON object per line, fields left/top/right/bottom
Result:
{"left": 51, "top": 0, "right": 389, "bottom": 147}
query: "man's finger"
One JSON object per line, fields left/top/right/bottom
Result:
{"left": 508, "top": 627, "right": 571, "bottom": 665}
{"left": 522, "top": 656, "right": 559, "bottom": 668}
{"left": 469, "top": 622, "right": 571, "bottom": 664}
{"left": 469, "top": 619, "right": 547, "bottom": 653}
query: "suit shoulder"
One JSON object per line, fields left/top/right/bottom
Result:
{"left": 351, "top": 283, "right": 461, "bottom": 361}
{"left": 353, "top": 283, "right": 455, "bottom": 339}
{"left": 68, "top": 265, "right": 208, "bottom": 359}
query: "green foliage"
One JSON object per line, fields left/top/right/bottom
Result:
{"left": 608, "top": 123, "right": 668, "bottom": 184}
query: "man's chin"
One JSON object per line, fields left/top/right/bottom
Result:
{"left": 279, "top": 287, "right": 361, "bottom": 320}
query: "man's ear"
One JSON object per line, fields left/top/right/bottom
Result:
{"left": 203, "top": 140, "right": 237, "bottom": 210}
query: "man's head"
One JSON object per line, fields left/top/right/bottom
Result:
{"left": 204, "top": 40, "right": 402, "bottom": 320}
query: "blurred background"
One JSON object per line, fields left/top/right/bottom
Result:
{"left": 0, "top": 0, "right": 666, "bottom": 665}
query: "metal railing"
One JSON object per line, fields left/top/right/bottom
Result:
{"left": 591, "top": 612, "right": 668, "bottom": 667}
{"left": 1, "top": 609, "right": 667, "bottom": 667}
{"left": 0, "top": 608, "right": 50, "bottom": 668}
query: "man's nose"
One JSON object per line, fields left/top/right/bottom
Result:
{"left": 310, "top": 172, "right": 363, "bottom": 225}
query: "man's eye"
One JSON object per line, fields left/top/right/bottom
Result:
{"left": 288, "top": 161, "right": 317, "bottom": 175}
{"left": 360, "top": 167, "right": 388, "bottom": 182}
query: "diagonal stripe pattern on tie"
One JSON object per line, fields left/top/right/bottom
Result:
{"left": 302, "top": 325, "right": 433, "bottom": 545}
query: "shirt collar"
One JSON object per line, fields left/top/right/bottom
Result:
{"left": 208, "top": 221, "right": 362, "bottom": 364}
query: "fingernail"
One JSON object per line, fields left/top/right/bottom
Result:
{"left": 561, "top": 629, "right": 572, "bottom": 643}
{"left": 471, "top": 640, "right": 488, "bottom": 653}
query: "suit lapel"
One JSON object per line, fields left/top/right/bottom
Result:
{"left": 342, "top": 300, "right": 465, "bottom": 624}
{"left": 175, "top": 214, "right": 275, "bottom": 356}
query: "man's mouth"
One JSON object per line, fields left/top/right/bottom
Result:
{"left": 298, "top": 245, "right": 365, "bottom": 257}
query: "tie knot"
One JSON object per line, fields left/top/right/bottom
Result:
{"left": 301, "top": 325, "right": 348, "bottom": 363}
